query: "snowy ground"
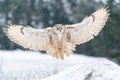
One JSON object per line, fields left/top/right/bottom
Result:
{"left": 0, "top": 50, "right": 120, "bottom": 80}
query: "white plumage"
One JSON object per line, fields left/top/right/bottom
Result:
{"left": 4, "top": 7, "right": 109, "bottom": 59}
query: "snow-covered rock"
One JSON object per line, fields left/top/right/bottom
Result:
{"left": 0, "top": 50, "right": 120, "bottom": 80}
{"left": 43, "top": 58, "right": 120, "bottom": 80}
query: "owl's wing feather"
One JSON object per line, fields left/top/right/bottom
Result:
{"left": 66, "top": 7, "right": 109, "bottom": 44}
{"left": 4, "top": 25, "right": 52, "bottom": 51}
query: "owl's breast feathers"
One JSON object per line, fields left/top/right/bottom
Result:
{"left": 47, "top": 31, "right": 75, "bottom": 59}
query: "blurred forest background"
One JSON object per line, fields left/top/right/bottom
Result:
{"left": 0, "top": 0, "right": 120, "bottom": 63}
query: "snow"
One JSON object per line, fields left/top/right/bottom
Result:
{"left": 43, "top": 60, "right": 120, "bottom": 80}
{"left": 0, "top": 50, "right": 120, "bottom": 80}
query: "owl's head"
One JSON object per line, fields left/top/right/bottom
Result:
{"left": 52, "top": 24, "right": 66, "bottom": 34}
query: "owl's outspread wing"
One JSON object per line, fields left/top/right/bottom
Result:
{"left": 66, "top": 7, "right": 109, "bottom": 44}
{"left": 4, "top": 25, "right": 52, "bottom": 51}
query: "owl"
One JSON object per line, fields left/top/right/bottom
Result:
{"left": 4, "top": 7, "right": 109, "bottom": 59}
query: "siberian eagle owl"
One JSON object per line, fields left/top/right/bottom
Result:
{"left": 4, "top": 7, "right": 109, "bottom": 59}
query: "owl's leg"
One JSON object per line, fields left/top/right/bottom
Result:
{"left": 47, "top": 46, "right": 57, "bottom": 57}
{"left": 62, "top": 42, "right": 75, "bottom": 56}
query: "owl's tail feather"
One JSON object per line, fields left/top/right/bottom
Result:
{"left": 58, "top": 48, "right": 64, "bottom": 60}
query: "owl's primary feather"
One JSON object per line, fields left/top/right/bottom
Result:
{"left": 4, "top": 7, "right": 109, "bottom": 59}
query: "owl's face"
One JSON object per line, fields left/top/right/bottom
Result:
{"left": 52, "top": 24, "right": 66, "bottom": 34}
